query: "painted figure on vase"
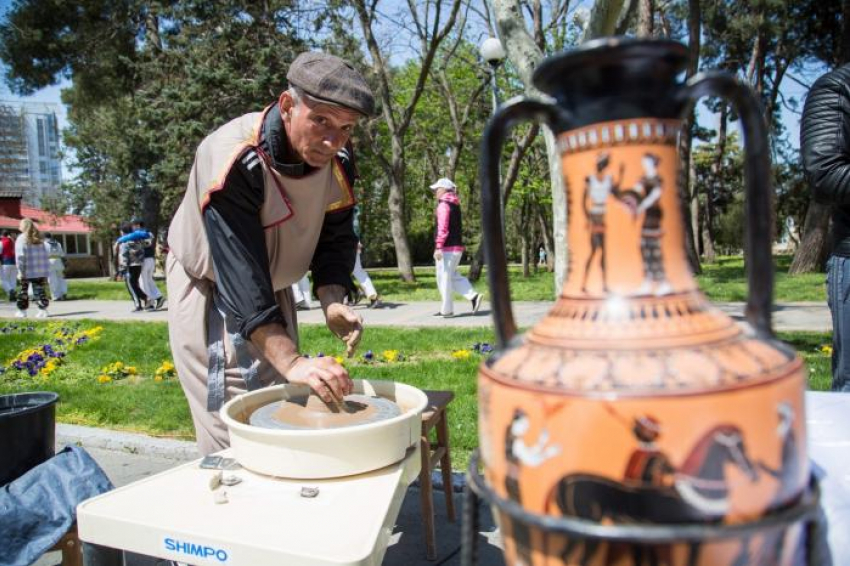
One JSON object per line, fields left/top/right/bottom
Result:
{"left": 633, "top": 153, "right": 671, "bottom": 296}
{"left": 581, "top": 152, "right": 625, "bottom": 293}
{"left": 504, "top": 408, "right": 561, "bottom": 566}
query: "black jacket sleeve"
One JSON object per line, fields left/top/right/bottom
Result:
{"left": 801, "top": 66, "right": 850, "bottom": 206}
{"left": 203, "top": 152, "right": 286, "bottom": 339}
{"left": 310, "top": 147, "right": 358, "bottom": 297}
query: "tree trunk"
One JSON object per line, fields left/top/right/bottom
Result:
{"left": 678, "top": 0, "right": 701, "bottom": 274}
{"left": 353, "top": 0, "right": 461, "bottom": 283}
{"left": 704, "top": 104, "right": 728, "bottom": 263}
{"left": 636, "top": 0, "right": 654, "bottom": 37}
{"left": 788, "top": 201, "right": 831, "bottom": 274}
{"left": 387, "top": 171, "right": 416, "bottom": 282}
{"left": 536, "top": 200, "right": 555, "bottom": 272}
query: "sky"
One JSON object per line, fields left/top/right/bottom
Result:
{"left": 0, "top": 1, "right": 824, "bottom": 183}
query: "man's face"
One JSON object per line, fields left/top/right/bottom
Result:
{"left": 280, "top": 91, "right": 361, "bottom": 167}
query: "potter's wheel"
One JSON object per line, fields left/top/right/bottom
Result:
{"left": 221, "top": 380, "right": 429, "bottom": 478}
{"left": 248, "top": 394, "right": 402, "bottom": 430}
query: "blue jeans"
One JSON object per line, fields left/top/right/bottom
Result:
{"left": 826, "top": 255, "right": 850, "bottom": 392}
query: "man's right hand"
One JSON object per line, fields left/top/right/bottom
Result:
{"left": 285, "top": 355, "right": 353, "bottom": 404}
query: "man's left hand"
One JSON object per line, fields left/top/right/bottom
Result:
{"left": 325, "top": 303, "right": 363, "bottom": 357}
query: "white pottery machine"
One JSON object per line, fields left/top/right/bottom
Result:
{"left": 76, "top": 379, "right": 429, "bottom": 566}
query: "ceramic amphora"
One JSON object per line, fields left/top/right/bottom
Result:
{"left": 476, "top": 37, "right": 813, "bottom": 566}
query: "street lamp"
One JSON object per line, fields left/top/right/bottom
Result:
{"left": 478, "top": 36, "right": 507, "bottom": 263}
{"left": 479, "top": 37, "right": 506, "bottom": 112}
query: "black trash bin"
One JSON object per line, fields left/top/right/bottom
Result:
{"left": 0, "top": 392, "right": 59, "bottom": 486}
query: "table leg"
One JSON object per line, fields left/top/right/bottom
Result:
{"left": 81, "top": 542, "right": 123, "bottom": 566}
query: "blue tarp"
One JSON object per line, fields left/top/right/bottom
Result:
{"left": 0, "top": 445, "right": 113, "bottom": 566}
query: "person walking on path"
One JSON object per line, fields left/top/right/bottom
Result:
{"left": 353, "top": 242, "right": 382, "bottom": 308}
{"left": 116, "top": 220, "right": 165, "bottom": 310}
{"left": 351, "top": 207, "right": 381, "bottom": 308}
{"left": 430, "top": 177, "right": 482, "bottom": 318}
{"left": 0, "top": 230, "right": 16, "bottom": 302}
{"left": 167, "top": 52, "right": 372, "bottom": 455}
{"left": 43, "top": 233, "right": 67, "bottom": 301}
{"left": 802, "top": 63, "right": 850, "bottom": 392}
{"left": 14, "top": 219, "right": 50, "bottom": 318}
{"left": 291, "top": 273, "right": 313, "bottom": 310}
{"left": 117, "top": 223, "right": 150, "bottom": 312}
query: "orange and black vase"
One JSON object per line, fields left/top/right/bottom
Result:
{"left": 466, "top": 38, "right": 820, "bottom": 566}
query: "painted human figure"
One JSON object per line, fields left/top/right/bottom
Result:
{"left": 633, "top": 153, "right": 672, "bottom": 296}
{"left": 505, "top": 408, "right": 561, "bottom": 566}
{"left": 582, "top": 152, "right": 625, "bottom": 293}
{"left": 623, "top": 415, "right": 676, "bottom": 487}
{"left": 619, "top": 415, "right": 676, "bottom": 565}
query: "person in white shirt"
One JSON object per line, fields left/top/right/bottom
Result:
{"left": 43, "top": 233, "right": 67, "bottom": 301}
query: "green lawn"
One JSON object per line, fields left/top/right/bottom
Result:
{"left": 0, "top": 320, "right": 834, "bottom": 469}
{"left": 66, "top": 255, "right": 825, "bottom": 303}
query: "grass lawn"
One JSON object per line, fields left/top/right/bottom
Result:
{"left": 0, "top": 321, "right": 833, "bottom": 469}
{"left": 66, "top": 255, "right": 825, "bottom": 304}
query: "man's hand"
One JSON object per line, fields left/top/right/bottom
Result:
{"left": 433, "top": 249, "right": 443, "bottom": 261}
{"left": 325, "top": 303, "right": 363, "bottom": 357}
{"left": 285, "top": 355, "right": 353, "bottom": 404}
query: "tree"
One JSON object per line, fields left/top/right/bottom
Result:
{"left": 352, "top": 0, "right": 462, "bottom": 282}
{"left": 789, "top": 0, "right": 849, "bottom": 274}
{"left": 490, "top": 0, "right": 624, "bottom": 293}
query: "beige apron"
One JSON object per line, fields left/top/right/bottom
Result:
{"left": 167, "top": 106, "right": 355, "bottom": 455}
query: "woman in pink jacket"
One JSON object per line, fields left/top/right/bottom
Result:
{"left": 430, "top": 178, "right": 482, "bottom": 318}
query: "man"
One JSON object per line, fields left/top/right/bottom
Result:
{"left": 801, "top": 63, "right": 850, "bottom": 392}
{"left": 117, "top": 223, "right": 149, "bottom": 312}
{"left": 167, "top": 52, "right": 372, "bottom": 454}
{"left": 0, "top": 230, "right": 16, "bottom": 302}
{"left": 430, "top": 177, "right": 482, "bottom": 318}
{"left": 43, "top": 233, "right": 67, "bottom": 301}
{"left": 116, "top": 219, "right": 165, "bottom": 310}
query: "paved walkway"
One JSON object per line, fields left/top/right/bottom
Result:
{"left": 0, "top": 297, "right": 833, "bottom": 332}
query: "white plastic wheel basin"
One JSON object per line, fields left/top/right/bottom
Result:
{"left": 221, "top": 379, "right": 428, "bottom": 479}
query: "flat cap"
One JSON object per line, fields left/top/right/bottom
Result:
{"left": 287, "top": 52, "right": 376, "bottom": 117}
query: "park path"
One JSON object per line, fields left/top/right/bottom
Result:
{"left": 0, "top": 297, "right": 832, "bottom": 332}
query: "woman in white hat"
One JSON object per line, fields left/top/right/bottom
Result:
{"left": 430, "top": 178, "right": 482, "bottom": 317}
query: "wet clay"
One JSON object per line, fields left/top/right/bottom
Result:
{"left": 248, "top": 394, "right": 402, "bottom": 430}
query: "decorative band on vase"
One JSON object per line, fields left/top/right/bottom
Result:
{"left": 558, "top": 118, "right": 681, "bottom": 155}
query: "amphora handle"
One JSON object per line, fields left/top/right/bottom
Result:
{"left": 480, "top": 98, "right": 570, "bottom": 349}
{"left": 677, "top": 73, "right": 774, "bottom": 337}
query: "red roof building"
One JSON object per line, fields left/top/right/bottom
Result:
{"left": 0, "top": 190, "right": 101, "bottom": 275}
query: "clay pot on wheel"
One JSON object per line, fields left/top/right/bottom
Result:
{"left": 476, "top": 37, "right": 811, "bottom": 566}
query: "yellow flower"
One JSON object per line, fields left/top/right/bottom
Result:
{"left": 162, "top": 361, "right": 174, "bottom": 371}
{"left": 334, "top": 356, "right": 345, "bottom": 365}
{"left": 97, "top": 374, "right": 112, "bottom": 383}
{"left": 382, "top": 350, "right": 400, "bottom": 362}
{"left": 126, "top": 366, "right": 138, "bottom": 375}
{"left": 451, "top": 349, "right": 472, "bottom": 360}
{"left": 154, "top": 375, "right": 163, "bottom": 382}
{"left": 821, "top": 345, "right": 833, "bottom": 355}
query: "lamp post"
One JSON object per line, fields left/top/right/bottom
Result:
{"left": 479, "top": 37, "right": 506, "bottom": 113}
{"left": 478, "top": 36, "right": 508, "bottom": 254}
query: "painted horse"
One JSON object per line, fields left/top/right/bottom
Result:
{"left": 547, "top": 424, "right": 758, "bottom": 565}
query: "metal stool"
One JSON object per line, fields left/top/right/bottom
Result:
{"left": 419, "top": 390, "right": 457, "bottom": 560}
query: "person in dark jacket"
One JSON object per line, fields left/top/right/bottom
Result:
{"left": 167, "top": 52, "right": 373, "bottom": 454}
{"left": 801, "top": 63, "right": 850, "bottom": 392}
